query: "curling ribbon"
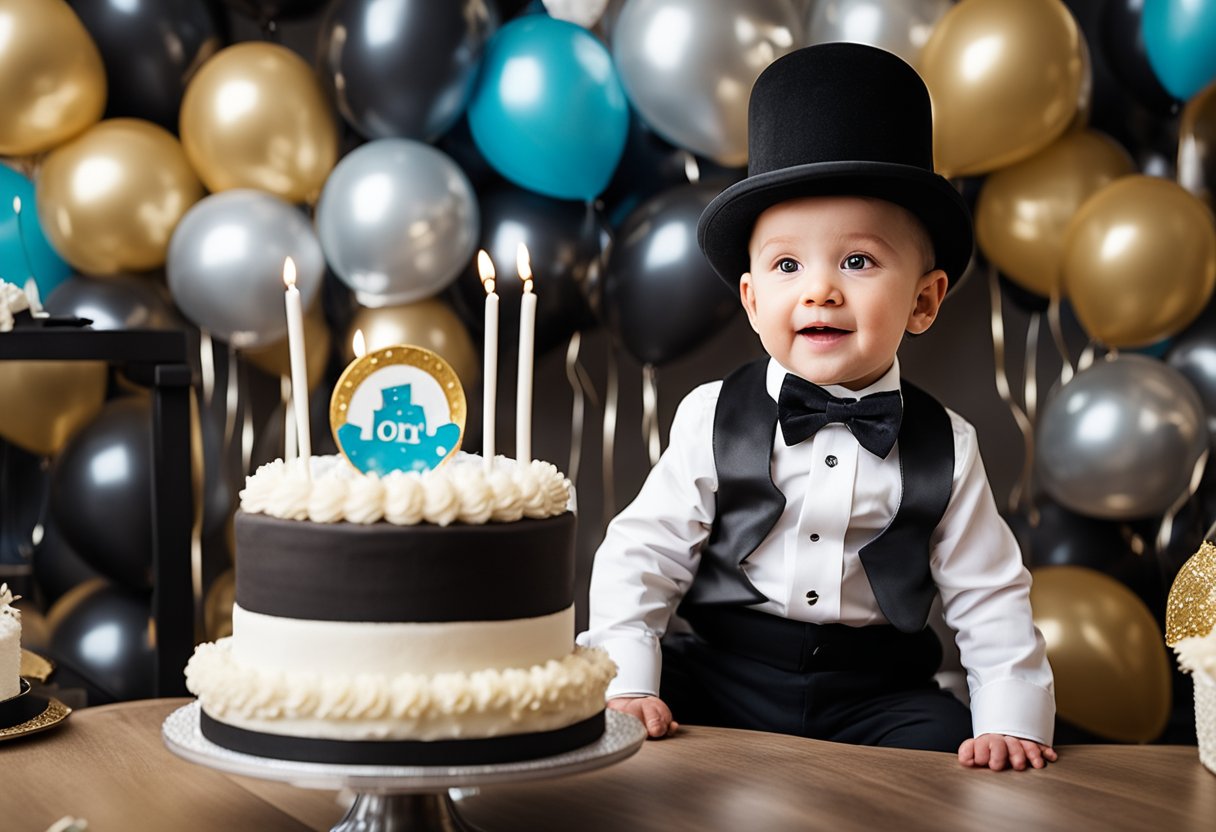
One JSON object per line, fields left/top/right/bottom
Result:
{"left": 188, "top": 387, "right": 205, "bottom": 640}
{"left": 601, "top": 341, "right": 619, "bottom": 527}
{"left": 641, "top": 363, "right": 661, "bottom": 466}
{"left": 988, "top": 264, "right": 1037, "bottom": 517}
{"left": 199, "top": 330, "right": 216, "bottom": 408}
{"left": 564, "top": 331, "right": 601, "bottom": 488}
{"left": 1047, "top": 293, "right": 1074, "bottom": 387}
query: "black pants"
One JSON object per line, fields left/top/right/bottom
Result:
{"left": 662, "top": 606, "right": 972, "bottom": 752}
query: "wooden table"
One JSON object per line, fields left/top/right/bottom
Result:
{"left": 3, "top": 698, "right": 1215, "bottom": 832}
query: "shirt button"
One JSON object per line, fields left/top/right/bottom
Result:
{"left": 825, "top": 455, "right": 838, "bottom": 467}
{"left": 805, "top": 590, "right": 819, "bottom": 606}
{"left": 809, "top": 533, "right": 820, "bottom": 542}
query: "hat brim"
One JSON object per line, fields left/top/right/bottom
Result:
{"left": 696, "top": 161, "right": 974, "bottom": 289}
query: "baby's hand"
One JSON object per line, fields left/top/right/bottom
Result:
{"left": 959, "top": 734, "right": 1057, "bottom": 770}
{"left": 607, "top": 695, "right": 679, "bottom": 738}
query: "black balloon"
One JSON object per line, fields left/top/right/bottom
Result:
{"left": 46, "top": 274, "right": 184, "bottom": 331}
{"left": 222, "top": 0, "right": 328, "bottom": 22}
{"left": 602, "top": 182, "right": 739, "bottom": 366}
{"left": 451, "top": 185, "right": 609, "bottom": 355}
{"left": 1167, "top": 299, "right": 1216, "bottom": 443}
{"left": 67, "top": 0, "right": 224, "bottom": 131}
{"left": 0, "top": 439, "right": 49, "bottom": 569}
{"left": 318, "top": 0, "right": 498, "bottom": 141}
{"left": 1098, "top": 0, "right": 1179, "bottom": 117}
{"left": 47, "top": 580, "right": 155, "bottom": 702}
{"left": 32, "top": 518, "right": 104, "bottom": 608}
{"left": 50, "top": 397, "right": 154, "bottom": 590}
{"left": 1018, "top": 500, "right": 1133, "bottom": 572}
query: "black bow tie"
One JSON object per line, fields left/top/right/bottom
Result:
{"left": 777, "top": 374, "right": 902, "bottom": 458}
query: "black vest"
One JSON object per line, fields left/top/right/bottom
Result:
{"left": 680, "top": 360, "right": 955, "bottom": 633}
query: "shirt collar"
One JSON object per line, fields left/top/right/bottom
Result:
{"left": 765, "top": 357, "right": 901, "bottom": 402}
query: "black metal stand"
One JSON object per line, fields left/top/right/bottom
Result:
{"left": 0, "top": 326, "right": 194, "bottom": 696}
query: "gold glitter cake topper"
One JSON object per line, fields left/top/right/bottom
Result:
{"left": 329, "top": 344, "right": 466, "bottom": 475}
{"left": 1166, "top": 540, "right": 1216, "bottom": 645}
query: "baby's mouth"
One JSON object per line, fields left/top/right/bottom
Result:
{"left": 798, "top": 325, "right": 849, "bottom": 340}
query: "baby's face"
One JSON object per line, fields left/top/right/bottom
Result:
{"left": 740, "top": 195, "right": 947, "bottom": 390}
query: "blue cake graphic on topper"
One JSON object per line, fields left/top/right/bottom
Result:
{"left": 331, "top": 345, "right": 466, "bottom": 476}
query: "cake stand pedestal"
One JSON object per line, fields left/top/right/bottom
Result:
{"left": 162, "top": 701, "right": 646, "bottom": 832}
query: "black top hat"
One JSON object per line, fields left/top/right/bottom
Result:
{"left": 697, "top": 43, "right": 973, "bottom": 288}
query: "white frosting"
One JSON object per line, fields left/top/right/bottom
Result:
{"left": 1176, "top": 634, "right": 1216, "bottom": 685}
{"left": 230, "top": 604, "right": 577, "bottom": 676}
{"left": 186, "top": 639, "right": 616, "bottom": 741}
{"left": 0, "top": 282, "right": 30, "bottom": 333}
{"left": 0, "top": 583, "right": 21, "bottom": 701}
{"left": 239, "top": 453, "right": 571, "bottom": 526}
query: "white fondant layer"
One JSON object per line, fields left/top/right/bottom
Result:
{"left": 230, "top": 604, "right": 576, "bottom": 676}
{"left": 239, "top": 453, "right": 571, "bottom": 526}
{"left": 185, "top": 639, "right": 616, "bottom": 741}
{"left": 0, "top": 617, "right": 18, "bottom": 701}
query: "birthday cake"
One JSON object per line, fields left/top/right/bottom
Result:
{"left": 0, "top": 584, "right": 20, "bottom": 702}
{"left": 185, "top": 453, "right": 616, "bottom": 765}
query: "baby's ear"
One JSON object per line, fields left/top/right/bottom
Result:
{"left": 739, "top": 272, "right": 761, "bottom": 332}
{"left": 907, "top": 270, "right": 948, "bottom": 335}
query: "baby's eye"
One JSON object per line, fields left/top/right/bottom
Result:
{"left": 777, "top": 258, "right": 799, "bottom": 274}
{"left": 842, "top": 254, "right": 872, "bottom": 270}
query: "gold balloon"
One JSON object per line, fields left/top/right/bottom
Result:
{"left": 0, "top": 360, "right": 106, "bottom": 456}
{"left": 1179, "top": 80, "right": 1216, "bottom": 209}
{"left": 204, "top": 568, "right": 235, "bottom": 641}
{"left": 36, "top": 119, "right": 204, "bottom": 275}
{"left": 1031, "top": 565, "right": 1172, "bottom": 743}
{"left": 1166, "top": 540, "right": 1216, "bottom": 645}
{"left": 180, "top": 43, "right": 339, "bottom": 204}
{"left": 345, "top": 299, "right": 479, "bottom": 392}
{"left": 920, "top": 0, "right": 1085, "bottom": 178}
{"left": 0, "top": 0, "right": 106, "bottom": 156}
{"left": 976, "top": 130, "right": 1134, "bottom": 297}
{"left": 1062, "top": 176, "right": 1216, "bottom": 347}
{"left": 243, "top": 299, "right": 332, "bottom": 389}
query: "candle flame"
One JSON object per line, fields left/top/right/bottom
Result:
{"left": 477, "top": 249, "right": 496, "bottom": 294}
{"left": 516, "top": 242, "right": 533, "bottom": 292}
{"left": 282, "top": 256, "right": 297, "bottom": 289}
{"left": 352, "top": 329, "right": 366, "bottom": 359}
{"left": 11, "top": 196, "right": 20, "bottom": 214}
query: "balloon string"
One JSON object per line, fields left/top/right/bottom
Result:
{"left": 188, "top": 388, "right": 204, "bottom": 641}
{"left": 199, "top": 330, "right": 215, "bottom": 409}
{"left": 240, "top": 360, "right": 254, "bottom": 475}
{"left": 602, "top": 343, "right": 619, "bottom": 527}
{"left": 222, "top": 343, "right": 238, "bottom": 452}
{"left": 1159, "top": 447, "right": 1210, "bottom": 556}
{"left": 564, "top": 332, "right": 593, "bottom": 487}
{"left": 641, "top": 363, "right": 661, "bottom": 466}
{"left": 1047, "top": 292, "right": 1074, "bottom": 386}
{"left": 1024, "top": 311, "right": 1040, "bottom": 428}
{"left": 988, "top": 265, "right": 1036, "bottom": 515}
{"left": 281, "top": 375, "right": 296, "bottom": 460}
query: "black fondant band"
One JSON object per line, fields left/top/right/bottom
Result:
{"left": 199, "top": 709, "right": 605, "bottom": 766}
{"left": 235, "top": 511, "right": 575, "bottom": 622}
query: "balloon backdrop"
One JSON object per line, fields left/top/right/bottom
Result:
{"left": 315, "top": 140, "right": 478, "bottom": 307}
{"left": 804, "top": 0, "right": 952, "bottom": 69}
{"left": 1179, "top": 81, "right": 1216, "bottom": 208}
{"left": 244, "top": 298, "right": 333, "bottom": 389}
{"left": 222, "top": 0, "right": 329, "bottom": 23}
{"left": 612, "top": 0, "right": 802, "bottom": 168}
{"left": 1142, "top": 0, "right": 1216, "bottom": 101}
{"left": 975, "top": 130, "right": 1135, "bottom": 298}
{"left": 1061, "top": 176, "right": 1216, "bottom": 347}
{"left": 1098, "top": 0, "right": 1178, "bottom": 115}
{"left": 0, "top": 0, "right": 106, "bottom": 156}
{"left": 920, "top": 0, "right": 1085, "bottom": 177}
{"left": 319, "top": 0, "right": 497, "bottom": 143}
{"left": 1030, "top": 565, "right": 1171, "bottom": 743}
{"left": 47, "top": 579, "right": 155, "bottom": 702}
{"left": 344, "top": 300, "right": 479, "bottom": 392}
{"left": 36, "top": 119, "right": 204, "bottom": 275}
{"left": 1167, "top": 300, "right": 1216, "bottom": 443}
{"left": 179, "top": 42, "right": 338, "bottom": 204}
{"left": 468, "top": 15, "right": 628, "bottom": 200}
{"left": 452, "top": 186, "right": 608, "bottom": 356}
{"left": 1037, "top": 355, "right": 1208, "bottom": 520}
{"left": 0, "top": 165, "right": 72, "bottom": 302}
{"left": 0, "top": 360, "right": 106, "bottom": 457}
{"left": 167, "top": 189, "right": 325, "bottom": 348}
{"left": 602, "top": 182, "right": 740, "bottom": 366}
{"left": 67, "top": 0, "right": 223, "bottom": 131}
{"left": 45, "top": 275, "right": 183, "bottom": 332}
{"left": 50, "top": 397, "right": 156, "bottom": 589}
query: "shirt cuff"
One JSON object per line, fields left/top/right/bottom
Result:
{"left": 582, "top": 634, "right": 662, "bottom": 700}
{"left": 969, "top": 677, "right": 1056, "bottom": 746}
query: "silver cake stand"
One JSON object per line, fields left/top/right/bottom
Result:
{"left": 163, "top": 701, "right": 646, "bottom": 831}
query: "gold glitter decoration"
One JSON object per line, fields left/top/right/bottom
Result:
{"left": 329, "top": 344, "right": 467, "bottom": 470}
{"left": 1166, "top": 540, "right": 1216, "bottom": 645}
{"left": 0, "top": 696, "right": 71, "bottom": 741}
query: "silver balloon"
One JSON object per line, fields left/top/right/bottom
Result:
{"left": 166, "top": 190, "right": 325, "bottom": 348}
{"left": 1036, "top": 355, "right": 1208, "bottom": 520}
{"left": 315, "top": 139, "right": 478, "bottom": 307}
{"left": 611, "top": 0, "right": 803, "bottom": 166}
{"left": 805, "top": 0, "right": 952, "bottom": 69}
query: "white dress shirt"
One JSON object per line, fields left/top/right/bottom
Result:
{"left": 578, "top": 358, "right": 1056, "bottom": 745}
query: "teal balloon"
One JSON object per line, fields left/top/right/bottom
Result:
{"left": 0, "top": 165, "right": 70, "bottom": 300}
{"left": 1142, "top": 0, "right": 1216, "bottom": 100}
{"left": 467, "top": 16, "right": 628, "bottom": 201}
